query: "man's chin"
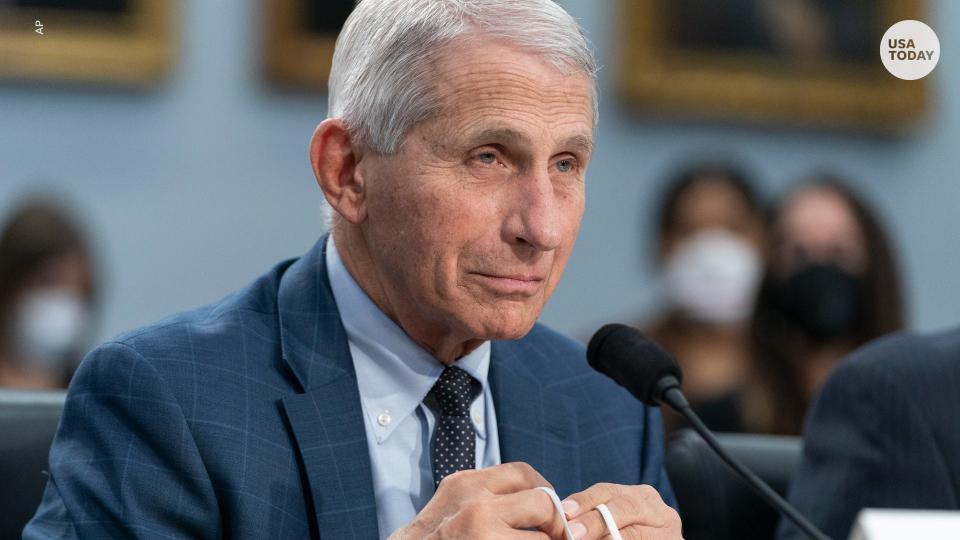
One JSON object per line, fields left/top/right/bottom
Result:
{"left": 471, "top": 310, "right": 540, "bottom": 341}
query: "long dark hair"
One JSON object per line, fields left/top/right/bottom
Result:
{"left": 745, "top": 176, "right": 904, "bottom": 435}
{"left": 0, "top": 199, "right": 97, "bottom": 356}
{"left": 653, "top": 161, "right": 762, "bottom": 256}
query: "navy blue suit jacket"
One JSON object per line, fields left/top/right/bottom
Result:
{"left": 25, "top": 237, "right": 675, "bottom": 539}
{"left": 779, "top": 328, "right": 960, "bottom": 540}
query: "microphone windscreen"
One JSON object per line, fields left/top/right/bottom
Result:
{"left": 587, "top": 323, "right": 682, "bottom": 406}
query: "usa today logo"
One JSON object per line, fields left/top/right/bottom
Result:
{"left": 881, "top": 20, "right": 940, "bottom": 80}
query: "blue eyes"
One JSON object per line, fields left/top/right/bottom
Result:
{"left": 477, "top": 152, "right": 497, "bottom": 165}
{"left": 472, "top": 151, "right": 577, "bottom": 173}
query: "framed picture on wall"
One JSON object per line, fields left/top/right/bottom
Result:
{"left": 264, "top": 0, "right": 354, "bottom": 89}
{"left": 618, "top": 0, "right": 928, "bottom": 132}
{"left": 0, "top": 0, "right": 175, "bottom": 85}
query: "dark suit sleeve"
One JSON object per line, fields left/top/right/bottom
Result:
{"left": 641, "top": 405, "right": 678, "bottom": 510}
{"left": 777, "top": 339, "right": 954, "bottom": 540}
{"left": 23, "top": 342, "right": 221, "bottom": 539}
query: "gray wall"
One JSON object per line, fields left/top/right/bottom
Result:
{"left": 2, "top": 0, "right": 958, "bottom": 345}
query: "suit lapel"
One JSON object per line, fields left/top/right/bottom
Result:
{"left": 278, "top": 235, "right": 379, "bottom": 540}
{"left": 491, "top": 338, "right": 581, "bottom": 498}
{"left": 275, "top": 235, "right": 584, "bottom": 536}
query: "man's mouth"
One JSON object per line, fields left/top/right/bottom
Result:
{"left": 469, "top": 272, "right": 545, "bottom": 296}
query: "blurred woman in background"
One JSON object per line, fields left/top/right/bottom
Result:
{"left": 744, "top": 175, "right": 904, "bottom": 435}
{"left": 642, "top": 163, "right": 766, "bottom": 434}
{"left": 0, "top": 199, "right": 99, "bottom": 389}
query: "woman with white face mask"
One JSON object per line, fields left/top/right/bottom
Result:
{"left": 639, "top": 163, "right": 765, "bottom": 434}
{"left": 0, "top": 200, "right": 98, "bottom": 390}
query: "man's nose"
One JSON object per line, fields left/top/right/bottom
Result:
{"left": 503, "top": 168, "right": 563, "bottom": 252}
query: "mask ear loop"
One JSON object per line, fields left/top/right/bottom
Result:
{"left": 535, "top": 486, "right": 576, "bottom": 540}
{"left": 595, "top": 503, "right": 623, "bottom": 540}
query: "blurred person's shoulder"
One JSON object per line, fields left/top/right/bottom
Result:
{"left": 815, "top": 326, "right": 960, "bottom": 438}
{"left": 827, "top": 325, "right": 960, "bottom": 387}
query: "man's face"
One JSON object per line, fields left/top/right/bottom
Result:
{"left": 356, "top": 40, "right": 594, "bottom": 345}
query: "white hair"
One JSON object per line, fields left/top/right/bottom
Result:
{"left": 327, "top": 0, "right": 598, "bottom": 155}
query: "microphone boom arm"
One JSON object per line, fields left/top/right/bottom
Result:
{"left": 660, "top": 386, "right": 831, "bottom": 540}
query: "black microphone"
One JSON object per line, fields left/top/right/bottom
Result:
{"left": 588, "top": 323, "right": 830, "bottom": 540}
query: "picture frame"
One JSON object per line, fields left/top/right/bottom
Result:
{"left": 0, "top": 0, "right": 175, "bottom": 86}
{"left": 264, "top": 0, "right": 354, "bottom": 89}
{"left": 618, "top": 0, "right": 928, "bottom": 132}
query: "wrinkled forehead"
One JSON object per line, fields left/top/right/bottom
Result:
{"left": 437, "top": 33, "right": 597, "bottom": 112}
{"left": 425, "top": 40, "right": 596, "bottom": 147}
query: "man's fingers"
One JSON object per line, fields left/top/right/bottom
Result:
{"left": 507, "top": 533, "right": 553, "bottom": 540}
{"left": 564, "top": 484, "right": 680, "bottom": 540}
{"left": 434, "top": 487, "right": 566, "bottom": 539}
{"left": 490, "top": 487, "right": 568, "bottom": 536}
{"left": 450, "top": 461, "right": 552, "bottom": 495}
{"left": 602, "top": 524, "right": 683, "bottom": 540}
{"left": 561, "top": 482, "right": 628, "bottom": 518}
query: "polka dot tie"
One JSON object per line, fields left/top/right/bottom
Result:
{"left": 426, "top": 365, "right": 481, "bottom": 488}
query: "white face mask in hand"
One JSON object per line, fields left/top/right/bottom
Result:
{"left": 13, "top": 290, "right": 91, "bottom": 371}
{"left": 663, "top": 229, "right": 762, "bottom": 325}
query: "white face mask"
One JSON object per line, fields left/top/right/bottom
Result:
{"left": 13, "top": 290, "right": 91, "bottom": 371}
{"left": 663, "top": 229, "right": 762, "bottom": 325}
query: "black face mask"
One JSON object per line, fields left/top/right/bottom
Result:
{"left": 774, "top": 264, "right": 864, "bottom": 343}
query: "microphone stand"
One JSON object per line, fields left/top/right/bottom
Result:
{"left": 658, "top": 379, "right": 831, "bottom": 540}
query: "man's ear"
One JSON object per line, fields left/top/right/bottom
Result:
{"left": 310, "top": 118, "right": 367, "bottom": 224}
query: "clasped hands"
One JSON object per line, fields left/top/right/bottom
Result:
{"left": 390, "top": 462, "right": 681, "bottom": 540}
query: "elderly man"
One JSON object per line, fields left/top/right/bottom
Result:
{"left": 25, "top": 1, "right": 679, "bottom": 539}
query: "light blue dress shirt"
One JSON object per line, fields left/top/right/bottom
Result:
{"left": 325, "top": 236, "right": 502, "bottom": 539}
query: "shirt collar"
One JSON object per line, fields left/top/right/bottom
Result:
{"left": 325, "top": 235, "right": 491, "bottom": 444}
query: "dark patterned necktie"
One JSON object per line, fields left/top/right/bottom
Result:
{"left": 427, "top": 365, "right": 481, "bottom": 488}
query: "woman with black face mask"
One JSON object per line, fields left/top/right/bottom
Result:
{"left": 742, "top": 176, "right": 904, "bottom": 435}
